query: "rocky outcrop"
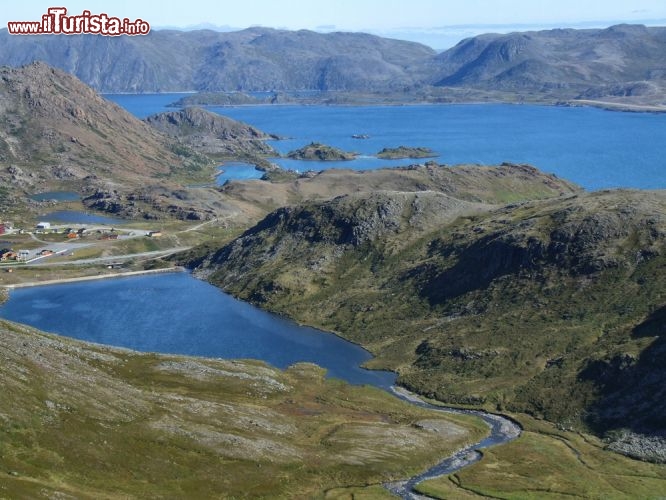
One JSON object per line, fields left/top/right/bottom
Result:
{"left": 376, "top": 146, "right": 437, "bottom": 159}
{"left": 286, "top": 142, "right": 356, "bottom": 161}
{"left": 83, "top": 186, "right": 216, "bottom": 221}
{"left": 145, "top": 107, "right": 279, "bottom": 158}
{"left": 168, "top": 92, "right": 262, "bottom": 107}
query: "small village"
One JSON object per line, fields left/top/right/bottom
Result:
{"left": 0, "top": 219, "right": 163, "bottom": 267}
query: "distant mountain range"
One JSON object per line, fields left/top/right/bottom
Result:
{"left": 1, "top": 24, "right": 665, "bottom": 101}
{"left": 0, "top": 28, "right": 434, "bottom": 92}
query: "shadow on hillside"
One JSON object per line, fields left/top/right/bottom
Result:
{"left": 580, "top": 305, "right": 666, "bottom": 436}
{"left": 418, "top": 235, "right": 542, "bottom": 304}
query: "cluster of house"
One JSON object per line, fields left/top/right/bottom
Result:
{"left": 0, "top": 248, "right": 31, "bottom": 262}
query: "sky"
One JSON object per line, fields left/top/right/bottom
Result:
{"left": 3, "top": 0, "right": 666, "bottom": 49}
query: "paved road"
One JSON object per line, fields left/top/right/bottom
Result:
{"left": 25, "top": 247, "right": 192, "bottom": 267}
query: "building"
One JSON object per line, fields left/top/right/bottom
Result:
{"left": 17, "top": 250, "right": 30, "bottom": 261}
{"left": 147, "top": 230, "right": 162, "bottom": 238}
{"left": 36, "top": 222, "right": 51, "bottom": 230}
{"left": 0, "top": 249, "right": 17, "bottom": 261}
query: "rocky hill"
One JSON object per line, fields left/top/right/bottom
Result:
{"left": 1, "top": 25, "right": 665, "bottom": 104}
{"left": 0, "top": 62, "right": 262, "bottom": 221}
{"left": 0, "top": 62, "right": 203, "bottom": 186}
{"left": 191, "top": 167, "right": 666, "bottom": 462}
{"left": 0, "top": 63, "right": 215, "bottom": 207}
{"left": 145, "top": 107, "right": 279, "bottom": 158}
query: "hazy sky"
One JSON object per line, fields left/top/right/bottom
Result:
{"left": 3, "top": 1, "right": 666, "bottom": 48}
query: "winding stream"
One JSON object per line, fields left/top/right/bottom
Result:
{"left": 385, "top": 387, "right": 521, "bottom": 498}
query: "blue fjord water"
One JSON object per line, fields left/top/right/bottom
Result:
{"left": 211, "top": 103, "right": 666, "bottom": 190}
{"left": 105, "top": 93, "right": 666, "bottom": 191}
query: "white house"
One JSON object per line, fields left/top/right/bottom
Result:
{"left": 36, "top": 222, "right": 51, "bottom": 229}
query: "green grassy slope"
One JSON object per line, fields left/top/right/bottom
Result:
{"left": 193, "top": 178, "right": 666, "bottom": 461}
{"left": 0, "top": 320, "right": 487, "bottom": 498}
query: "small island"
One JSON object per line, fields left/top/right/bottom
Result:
{"left": 168, "top": 92, "right": 262, "bottom": 107}
{"left": 286, "top": 142, "right": 357, "bottom": 161}
{"left": 376, "top": 146, "right": 438, "bottom": 159}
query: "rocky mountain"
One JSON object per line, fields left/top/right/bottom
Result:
{"left": 0, "top": 27, "right": 435, "bottom": 92}
{"left": 191, "top": 166, "right": 666, "bottom": 462}
{"left": 0, "top": 62, "right": 265, "bottom": 221}
{"left": 433, "top": 24, "right": 666, "bottom": 97}
{"left": 0, "top": 61, "right": 207, "bottom": 188}
{"left": 144, "top": 107, "right": 279, "bottom": 158}
{"left": 1, "top": 25, "right": 665, "bottom": 103}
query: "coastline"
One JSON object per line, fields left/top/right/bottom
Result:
{"left": 566, "top": 99, "right": 666, "bottom": 114}
{"left": 155, "top": 96, "right": 666, "bottom": 116}
{"left": 3, "top": 266, "right": 184, "bottom": 290}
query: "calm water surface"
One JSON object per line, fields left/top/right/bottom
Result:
{"left": 0, "top": 273, "right": 396, "bottom": 388}
{"left": 104, "top": 93, "right": 191, "bottom": 118}
{"left": 41, "top": 210, "right": 127, "bottom": 225}
{"left": 212, "top": 104, "right": 666, "bottom": 190}
{"left": 30, "top": 191, "right": 80, "bottom": 202}
{"left": 105, "top": 95, "right": 666, "bottom": 190}
{"left": 216, "top": 161, "right": 265, "bottom": 184}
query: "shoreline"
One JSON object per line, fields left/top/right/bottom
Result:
{"left": 3, "top": 266, "right": 184, "bottom": 289}
{"left": 144, "top": 95, "right": 666, "bottom": 114}
{"left": 565, "top": 99, "right": 666, "bottom": 114}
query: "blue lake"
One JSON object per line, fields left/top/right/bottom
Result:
{"left": 0, "top": 273, "right": 396, "bottom": 388}
{"left": 216, "top": 161, "right": 265, "bottom": 185}
{"left": 105, "top": 92, "right": 666, "bottom": 191}
{"left": 42, "top": 210, "right": 127, "bottom": 225}
{"left": 30, "top": 191, "right": 80, "bottom": 202}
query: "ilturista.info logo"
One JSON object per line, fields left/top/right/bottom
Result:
{"left": 7, "top": 7, "right": 150, "bottom": 36}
